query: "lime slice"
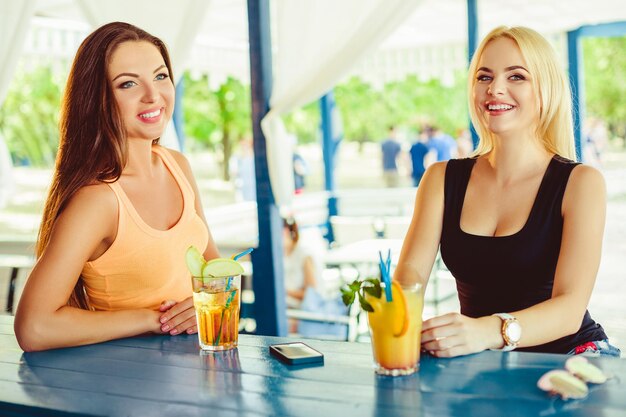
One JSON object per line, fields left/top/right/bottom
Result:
{"left": 390, "top": 281, "right": 409, "bottom": 337}
{"left": 201, "top": 258, "right": 245, "bottom": 278}
{"left": 185, "top": 246, "right": 206, "bottom": 277}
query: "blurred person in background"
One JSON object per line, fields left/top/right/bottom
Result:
{"left": 410, "top": 129, "right": 430, "bottom": 187}
{"left": 381, "top": 126, "right": 402, "bottom": 187}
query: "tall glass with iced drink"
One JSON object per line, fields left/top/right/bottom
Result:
{"left": 185, "top": 246, "right": 244, "bottom": 352}
{"left": 192, "top": 275, "right": 241, "bottom": 351}
{"left": 366, "top": 282, "right": 423, "bottom": 376}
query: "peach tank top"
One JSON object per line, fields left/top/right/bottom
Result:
{"left": 81, "top": 146, "right": 209, "bottom": 311}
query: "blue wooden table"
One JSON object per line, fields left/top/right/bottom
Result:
{"left": 0, "top": 315, "right": 624, "bottom": 416}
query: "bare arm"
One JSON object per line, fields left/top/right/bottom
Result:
{"left": 511, "top": 165, "right": 606, "bottom": 347}
{"left": 393, "top": 162, "right": 447, "bottom": 288}
{"left": 14, "top": 186, "right": 163, "bottom": 352}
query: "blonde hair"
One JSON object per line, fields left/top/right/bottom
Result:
{"left": 468, "top": 26, "right": 575, "bottom": 160}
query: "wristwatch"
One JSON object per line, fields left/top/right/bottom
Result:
{"left": 490, "top": 313, "right": 522, "bottom": 352}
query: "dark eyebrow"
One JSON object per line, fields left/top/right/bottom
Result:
{"left": 112, "top": 72, "right": 138, "bottom": 82}
{"left": 112, "top": 65, "right": 167, "bottom": 82}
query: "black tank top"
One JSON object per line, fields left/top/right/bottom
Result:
{"left": 440, "top": 156, "right": 607, "bottom": 353}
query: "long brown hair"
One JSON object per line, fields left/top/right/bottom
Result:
{"left": 37, "top": 22, "right": 175, "bottom": 308}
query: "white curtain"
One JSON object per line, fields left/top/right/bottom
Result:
{"left": 262, "top": 0, "right": 422, "bottom": 207}
{"left": 76, "top": 0, "right": 212, "bottom": 150}
{"left": 0, "top": 0, "right": 37, "bottom": 208}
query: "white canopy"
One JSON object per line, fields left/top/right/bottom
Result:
{"left": 2, "top": 0, "right": 626, "bottom": 206}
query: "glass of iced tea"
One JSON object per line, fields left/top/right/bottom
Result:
{"left": 192, "top": 275, "right": 241, "bottom": 351}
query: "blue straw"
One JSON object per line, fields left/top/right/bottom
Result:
{"left": 225, "top": 248, "right": 254, "bottom": 293}
{"left": 379, "top": 251, "right": 393, "bottom": 302}
{"left": 233, "top": 247, "right": 254, "bottom": 262}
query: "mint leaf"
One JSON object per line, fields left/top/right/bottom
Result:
{"left": 363, "top": 279, "right": 382, "bottom": 298}
{"left": 340, "top": 288, "right": 355, "bottom": 306}
{"left": 340, "top": 277, "right": 381, "bottom": 311}
{"left": 357, "top": 292, "right": 374, "bottom": 312}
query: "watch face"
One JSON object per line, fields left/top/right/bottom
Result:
{"left": 507, "top": 321, "right": 522, "bottom": 343}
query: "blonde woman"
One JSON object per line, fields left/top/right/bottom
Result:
{"left": 395, "top": 26, "right": 619, "bottom": 357}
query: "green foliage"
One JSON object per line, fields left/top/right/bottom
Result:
{"left": 0, "top": 67, "right": 62, "bottom": 166}
{"left": 181, "top": 73, "right": 220, "bottom": 148}
{"left": 334, "top": 77, "right": 387, "bottom": 145}
{"left": 182, "top": 74, "right": 251, "bottom": 180}
{"left": 340, "top": 278, "right": 382, "bottom": 312}
{"left": 283, "top": 101, "right": 320, "bottom": 144}
{"left": 583, "top": 36, "right": 626, "bottom": 141}
{"left": 334, "top": 74, "right": 467, "bottom": 146}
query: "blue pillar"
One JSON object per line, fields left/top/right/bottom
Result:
{"left": 247, "top": 0, "right": 287, "bottom": 336}
{"left": 466, "top": 0, "right": 479, "bottom": 149}
{"left": 319, "top": 92, "right": 341, "bottom": 243}
{"left": 173, "top": 79, "right": 186, "bottom": 151}
{"left": 567, "top": 29, "right": 584, "bottom": 162}
{"left": 566, "top": 22, "right": 626, "bottom": 162}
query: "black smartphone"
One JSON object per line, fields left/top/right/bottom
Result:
{"left": 269, "top": 342, "right": 324, "bottom": 366}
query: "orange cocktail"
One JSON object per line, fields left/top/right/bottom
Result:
{"left": 366, "top": 282, "right": 423, "bottom": 376}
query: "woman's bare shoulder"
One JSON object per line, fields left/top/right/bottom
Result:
{"left": 62, "top": 183, "right": 118, "bottom": 221}
{"left": 160, "top": 147, "right": 191, "bottom": 167}
{"left": 421, "top": 161, "right": 448, "bottom": 187}
{"left": 567, "top": 164, "right": 606, "bottom": 196}
{"left": 563, "top": 163, "right": 606, "bottom": 213}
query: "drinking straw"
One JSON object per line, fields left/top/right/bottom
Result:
{"left": 215, "top": 248, "right": 253, "bottom": 346}
{"left": 378, "top": 250, "right": 393, "bottom": 302}
{"left": 226, "top": 248, "right": 254, "bottom": 292}
{"left": 232, "top": 247, "right": 254, "bottom": 262}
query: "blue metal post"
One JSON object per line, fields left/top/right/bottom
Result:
{"left": 173, "top": 79, "right": 186, "bottom": 151}
{"left": 319, "top": 92, "right": 340, "bottom": 243}
{"left": 466, "top": 0, "right": 479, "bottom": 149}
{"left": 567, "top": 21, "right": 626, "bottom": 162}
{"left": 247, "top": 0, "right": 287, "bottom": 336}
{"left": 567, "top": 29, "right": 584, "bottom": 161}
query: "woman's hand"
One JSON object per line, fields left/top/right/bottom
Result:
{"left": 421, "top": 313, "right": 502, "bottom": 357}
{"left": 158, "top": 297, "right": 198, "bottom": 335}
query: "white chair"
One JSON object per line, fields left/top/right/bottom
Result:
{"left": 329, "top": 216, "right": 376, "bottom": 246}
{"left": 383, "top": 216, "right": 411, "bottom": 240}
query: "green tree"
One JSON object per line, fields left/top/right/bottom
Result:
{"left": 0, "top": 67, "right": 62, "bottom": 166}
{"left": 283, "top": 101, "right": 320, "bottom": 144}
{"left": 334, "top": 77, "right": 387, "bottom": 149}
{"left": 583, "top": 36, "right": 626, "bottom": 142}
{"left": 333, "top": 74, "right": 467, "bottom": 148}
{"left": 182, "top": 74, "right": 251, "bottom": 180}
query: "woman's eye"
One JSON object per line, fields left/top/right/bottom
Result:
{"left": 119, "top": 81, "right": 136, "bottom": 89}
{"left": 155, "top": 73, "right": 169, "bottom": 81}
{"left": 509, "top": 74, "right": 525, "bottom": 81}
{"left": 476, "top": 75, "right": 491, "bottom": 82}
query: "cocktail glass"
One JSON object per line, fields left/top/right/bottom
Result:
{"left": 366, "top": 282, "right": 423, "bottom": 376}
{"left": 192, "top": 275, "right": 241, "bottom": 351}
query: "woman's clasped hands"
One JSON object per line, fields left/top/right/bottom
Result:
{"left": 157, "top": 298, "right": 198, "bottom": 336}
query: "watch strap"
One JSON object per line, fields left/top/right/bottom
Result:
{"left": 490, "top": 313, "right": 520, "bottom": 352}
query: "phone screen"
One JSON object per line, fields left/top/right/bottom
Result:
{"left": 269, "top": 342, "right": 324, "bottom": 365}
